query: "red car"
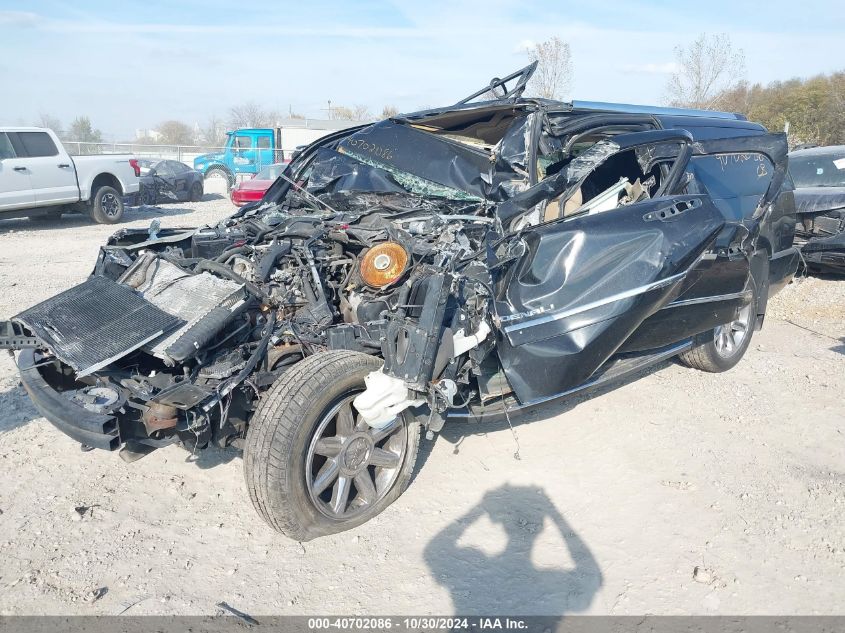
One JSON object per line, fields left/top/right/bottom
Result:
{"left": 230, "top": 163, "right": 286, "bottom": 206}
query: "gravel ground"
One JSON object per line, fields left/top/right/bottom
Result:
{"left": 0, "top": 192, "right": 843, "bottom": 616}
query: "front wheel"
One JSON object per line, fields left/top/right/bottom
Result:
{"left": 89, "top": 185, "right": 124, "bottom": 224}
{"left": 244, "top": 351, "right": 420, "bottom": 541}
{"left": 677, "top": 281, "right": 757, "bottom": 373}
{"left": 204, "top": 167, "right": 234, "bottom": 189}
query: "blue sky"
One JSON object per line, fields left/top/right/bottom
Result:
{"left": 0, "top": 0, "right": 843, "bottom": 140}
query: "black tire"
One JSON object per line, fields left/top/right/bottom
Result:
{"left": 205, "top": 166, "right": 234, "bottom": 189}
{"left": 140, "top": 184, "right": 157, "bottom": 206}
{"left": 89, "top": 185, "right": 124, "bottom": 224}
{"left": 244, "top": 350, "right": 421, "bottom": 541}
{"left": 190, "top": 181, "right": 204, "bottom": 202}
{"left": 677, "top": 279, "right": 758, "bottom": 373}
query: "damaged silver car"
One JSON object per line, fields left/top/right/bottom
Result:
{"left": 1, "top": 64, "right": 800, "bottom": 540}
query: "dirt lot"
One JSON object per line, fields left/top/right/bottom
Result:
{"left": 0, "top": 189, "right": 843, "bottom": 616}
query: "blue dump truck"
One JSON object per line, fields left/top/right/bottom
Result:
{"left": 193, "top": 128, "right": 285, "bottom": 188}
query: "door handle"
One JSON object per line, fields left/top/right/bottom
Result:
{"left": 13, "top": 166, "right": 26, "bottom": 172}
{"left": 58, "top": 163, "right": 71, "bottom": 168}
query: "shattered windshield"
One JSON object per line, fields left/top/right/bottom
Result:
{"left": 303, "top": 120, "right": 491, "bottom": 202}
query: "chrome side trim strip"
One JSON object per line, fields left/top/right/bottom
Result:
{"left": 771, "top": 246, "right": 799, "bottom": 260}
{"left": 662, "top": 290, "right": 750, "bottom": 309}
{"left": 502, "top": 272, "right": 686, "bottom": 335}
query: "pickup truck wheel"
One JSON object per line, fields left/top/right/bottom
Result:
{"left": 89, "top": 186, "right": 124, "bottom": 224}
{"left": 677, "top": 279, "right": 758, "bottom": 373}
{"left": 244, "top": 350, "right": 421, "bottom": 541}
{"left": 189, "top": 181, "right": 203, "bottom": 202}
{"left": 205, "top": 167, "right": 234, "bottom": 189}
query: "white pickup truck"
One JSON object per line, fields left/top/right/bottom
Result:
{"left": 0, "top": 127, "right": 140, "bottom": 224}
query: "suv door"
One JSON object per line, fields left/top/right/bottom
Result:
{"left": 10, "top": 131, "right": 78, "bottom": 206}
{"left": 621, "top": 133, "right": 790, "bottom": 352}
{"left": 493, "top": 130, "right": 727, "bottom": 404}
{"left": 0, "top": 132, "right": 35, "bottom": 211}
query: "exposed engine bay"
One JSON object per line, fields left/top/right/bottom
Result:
{"left": 14, "top": 174, "right": 509, "bottom": 454}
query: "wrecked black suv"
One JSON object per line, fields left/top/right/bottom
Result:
{"left": 2, "top": 65, "right": 799, "bottom": 540}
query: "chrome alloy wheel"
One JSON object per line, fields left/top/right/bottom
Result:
{"left": 713, "top": 303, "right": 753, "bottom": 357}
{"left": 305, "top": 395, "right": 407, "bottom": 520}
{"left": 101, "top": 191, "right": 121, "bottom": 217}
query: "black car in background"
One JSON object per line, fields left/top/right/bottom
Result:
{"left": 789, "top": 145, "right": 845, "bottom": 272}
{"left": 138, "top": 159, "right": 204, "bottom": 205}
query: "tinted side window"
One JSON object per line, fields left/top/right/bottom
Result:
{"left": 0, "top": 133, "right": 15, "bottom": 159}
{"left": 257, "top": 136, "right": 272, "bottom": 149}
{"left": 234, "top": 135, "right": 252, "bottom": 150}
{"left": 690, "top": 152, "right": 774, "bottom": 219}
{"left": 17, "top": 131, "right": 59, "bottom": 157}
{"left": 168, "top": 161, "right": 188, "bottom": 174}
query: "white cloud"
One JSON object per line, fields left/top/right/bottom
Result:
{"left": 513, "top": 39, "right": 536, "bottom": 54}
{"left": 0, "top": 11, "right": 41, "bottom": 26}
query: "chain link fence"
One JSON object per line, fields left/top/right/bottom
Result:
{"left": 63, "top": 141, "right": 227, "bottom": 165}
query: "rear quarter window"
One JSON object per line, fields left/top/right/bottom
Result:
{"left": 0, "top": 133, "right": 15, "bottom": 159}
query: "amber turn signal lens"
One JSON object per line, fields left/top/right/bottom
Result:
{"left": 360, "top": 242, "right": 408, "bottom": 287}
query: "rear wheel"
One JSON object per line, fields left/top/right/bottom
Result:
{"left": 678, "top": 281, "right": 757, "bottom": 373}
{"left": 140, "top": 184, "right": 157, "bottom": 206}
{"left": 189, "top": 181, "right": 203, "bottom": 202}
{"left": 244, "top": 351, "right": 420, "bottom": 541}
{"left": 89, "top": 185, "right": 124, "bottom": 224}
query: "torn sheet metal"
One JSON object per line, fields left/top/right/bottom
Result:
{"left": 494, "top": 195, "right": 725, "bottom": 403}
{"left": 792, "top": 187, "right": 845, "bottom": 273}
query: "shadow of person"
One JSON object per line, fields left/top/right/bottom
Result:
{"left": 424, "top": 484, "right": 602, "bottom": 616}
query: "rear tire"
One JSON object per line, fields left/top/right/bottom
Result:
{"left": 677, "top": 280, "right": 758, "bottom": 373}
{"left": 244, "top": 351, "right": 420, "bottom": 541}
{"left": 205, "top": 167, "right": 234, "bottom": 189}
{"left": 190, "top": 181, "right": 203, "bottom": 202}
{"left": 89, "top": 185, "right": 124, "bottom": 224}
{"left": 140, "top": 184, "right": 157, "bottom": 206}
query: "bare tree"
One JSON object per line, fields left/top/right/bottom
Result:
{"left": 523, "top": 37, "right": 573, "bottom": 100}
{"left": 329, "top": 104, "right": 373, "bottom": 121}
{"left": 199, "top": 115, "right": 227, "bottom": 147}
{"left": 228, "top": 102, "right": 279, "bottom": 128}
{"left": 665, "top": 33, "right": 746, "bottom": 109}
{"left": 156, "top": 120, "right": 194, "bottom": 145}
{"left": 34, "top": 114, "right": 63, "bottom": 137}
{"left": 381, "top": 105, "right": 400, "bottom": 119}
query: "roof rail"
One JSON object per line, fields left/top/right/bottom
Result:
{"left": 571, "top": 100, "right": 746, "bottom": 121}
